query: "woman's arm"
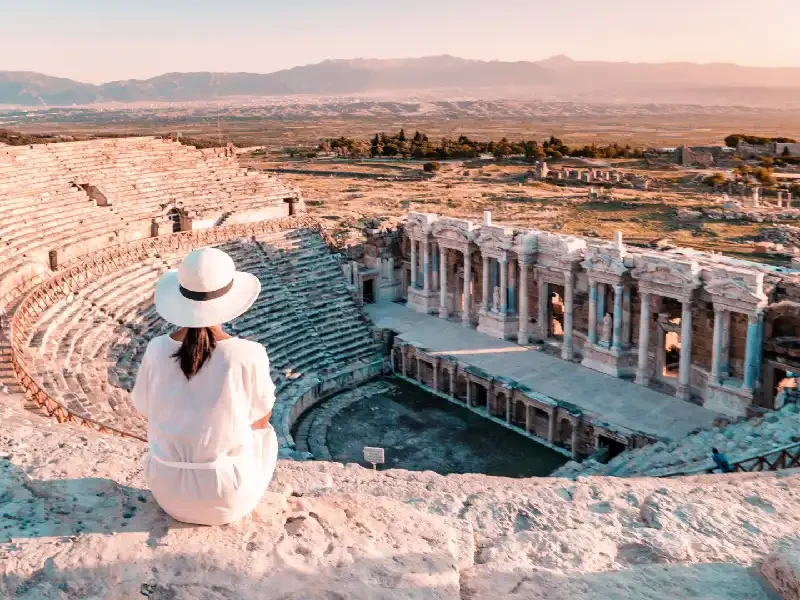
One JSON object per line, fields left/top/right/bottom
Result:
{"left": 251, "top": 411, "right": 272, "bottom": 430}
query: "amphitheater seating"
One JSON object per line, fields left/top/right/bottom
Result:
{"left": 16, "top": 229, "right": 380, "bottom": 438}
{"left": 0, "top": 137, "right": 298, "bottom": 294}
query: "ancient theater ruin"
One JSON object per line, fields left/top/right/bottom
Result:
{"left": 1, "top": 138, "right": 799, "bottom": 598}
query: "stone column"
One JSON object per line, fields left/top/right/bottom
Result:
{"left": 597, "top": 283, "right": 606, "bottom": 325}
{"left": 466, "top": 379, "right": 472, "bottom": 406}
{"left": 622, "top": 287, "right": 632, "bottom": 347}
{"left": 505, "top": 394, "right": 511, "bottom": 424}
{"left": 482, "top": 255, "right": 490, "bottom": 315}
{"left": 431, "top": 242, "right": 439, "bottom": 291}
{"left": 422, "top": 240, "right": 431, "bottom": 292}
{"left": 710, "top": 306, "right": 724, "bottom": 384}
{"left": 518, "top": 260, "right": 530, "bottom": 344}
{"left": 743, "top": 312, "right": 763, "bottom": 391}
{"left": 416, "top": 357, "right": 422, "bottom": 383}
{"left": 561, "top": 270, "right": 575, "bottom": 360}
{"left": 525, "top": 404, "right": 531, "bottom": 434}
{"left": 508, "top": 258, "right": 516, "bottom": 314}
{"left": 462, "top": 249, "right": 472, "bottom": 326}
{"left": 499, "top": 251, "right": 508, "bottom": 314}
{"left": 587, "top": 280, "right": 598, "bottom": 345}
{"left": 612, "top": 283, "right": 624, "bottom": 351}
{"left": 401, "top": 347, "right": 408, "bottom": 377}
{"left": 720, "top": 310, "right": 731, "bottom": 378}
{"left": 537, "top": 278, "right": 549, "bottom": 339}
{"left": 409, "top": 239, "right": 417, "bottom": 290}
{"left": 548, "top": 410, "right": 557, "bottom": 444}
{"left": 432, "top": 359, "right": 439, "bottom": 391}
{"left": 635, "top": 292, "right": 652, "bottom": 385}
{"left": 676, "top": 299, "right": 693, "bottom": 401}
{"left": 439, "top": 246, "right": 448, "bottom": 318}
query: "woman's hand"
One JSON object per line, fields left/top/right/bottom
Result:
{"left": 251, "top": 411, "right": 272, "bottom": 430}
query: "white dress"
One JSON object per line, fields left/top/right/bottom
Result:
{"left": 131, "top": 335, "right": 278, "bottom": 526}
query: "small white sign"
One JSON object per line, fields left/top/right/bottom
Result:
{"left": 363, "top": 446, "right": 385, "bottom": 466}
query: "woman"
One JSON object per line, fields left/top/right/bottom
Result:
{"left": 131, "top": 247, "right": 277, "bottom": 526}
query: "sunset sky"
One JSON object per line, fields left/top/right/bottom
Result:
{"left": 2, "top": 0, "right": 799, "bottom": 83}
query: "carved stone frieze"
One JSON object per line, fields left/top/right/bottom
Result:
{"left": 704, "top": 266, "right": 767, "bottom": 313}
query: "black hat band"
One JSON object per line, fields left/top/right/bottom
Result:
{"left": 179, "top": 279, "right": 234, "bottom": 301}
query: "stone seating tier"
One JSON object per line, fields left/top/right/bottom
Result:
{"left": 0, "top": 137, "right": 299, "bottom": 294}
{"left": 17, "top": 228, "right": 381, "bottom": 441}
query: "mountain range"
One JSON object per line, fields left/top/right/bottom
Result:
{"left": 2, "top": 55, "right": 800, "bottom": 107}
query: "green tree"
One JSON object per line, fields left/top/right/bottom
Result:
{"left": 704, "top": 172, "right": 726, "bottom": 187}
{"left": 755, "top": 167, "right": 777, "bottom": 186}
{"left": 724, "top": 134, "right": 743, "bottom": 148}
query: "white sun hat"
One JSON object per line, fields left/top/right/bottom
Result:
{"left": 155, "top": 247, "right": 261, "bottom": 328}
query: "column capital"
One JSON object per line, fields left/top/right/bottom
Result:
{"left": 747, "top": 311, "right": 764, "bottom": 325}
{"left": 499, "top": 249, "right": 508, "bottom": 264}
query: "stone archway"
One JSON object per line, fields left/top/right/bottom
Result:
{"left": 166, "top": 207, "right": 184, "bottom": 232}
{"left": 511, "top": 399, "right": 526, "bottom": 428}
{"left": 440, "top": 369, "right": 452, "bottom": 395}
{"left": 557, "top": 418, "right": 574, "bottom": 449}
{"left": 491, "top": 391, "right": 508, "bottom": 420}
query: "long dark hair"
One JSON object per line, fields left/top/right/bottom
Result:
{"left": 172, "top": 327, "right": 217, "bottom": 379}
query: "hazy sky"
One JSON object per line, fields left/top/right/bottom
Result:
{"left": 3, "top": 0, "right": 799, "bottom": 83}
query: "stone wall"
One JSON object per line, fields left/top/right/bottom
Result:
{"left": 2, "top": 391, "right": 799, "bottom": 600}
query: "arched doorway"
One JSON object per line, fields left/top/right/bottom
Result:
{"left": 557, "top": 418, "right": 574, "bottom": 450}
{"left": 166, "top": 208, "right": 183, "bottom": 232}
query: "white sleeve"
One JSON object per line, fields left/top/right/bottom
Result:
{"left": 131, "top": 343, "right": 152, "bottom": 419}
{"left": 249, "top": 346, "right": 276, "bottom": 423}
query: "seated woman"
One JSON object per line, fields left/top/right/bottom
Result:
{"left": 132, "top": 247, "right": 277, "bottom": 526}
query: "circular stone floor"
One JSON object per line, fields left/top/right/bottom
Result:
{"left": 318, "top": 378, "right": 568, "bottom": 477}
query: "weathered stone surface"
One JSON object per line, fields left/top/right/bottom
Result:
{"left": 761, "top": 544, "right": 800, "bottom": 600}
{"left": 2, "top": 393, "right": 799, "bottom": 599}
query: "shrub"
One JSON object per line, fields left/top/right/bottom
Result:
{"left": 423, "top": 161, "right": 441, "bottom": 173}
